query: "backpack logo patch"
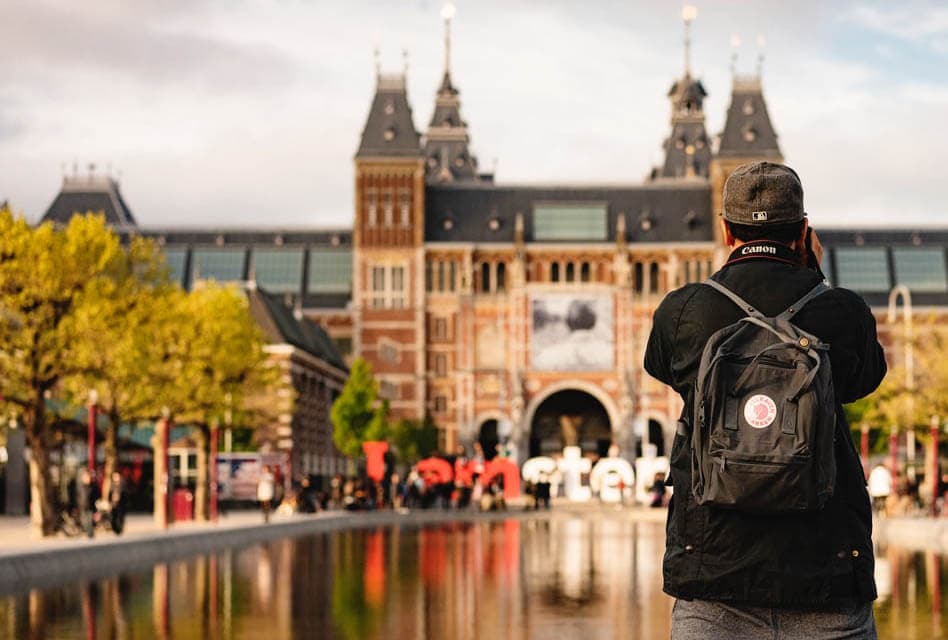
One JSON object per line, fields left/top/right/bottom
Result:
{"left": 744, "top": 394, "right": 777, "bottom": 429}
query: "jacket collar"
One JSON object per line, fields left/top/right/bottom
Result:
{"left": 724, "top": 240, "right": 802, "bottom": 267}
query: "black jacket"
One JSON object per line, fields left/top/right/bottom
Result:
{"left": 644, "top": 241, "right": 886, "bottom": 608}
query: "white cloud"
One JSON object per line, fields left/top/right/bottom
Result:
{"left": 849, "top": 4, "right": 948, "bottom": 50}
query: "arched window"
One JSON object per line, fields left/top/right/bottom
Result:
{"left": 496, "top": 262, "right": 506, "bottom": 292}
{"left": 634, "top": 262, "right": 644, "bottom": 293}
{"left": 436, "top": 261, "right": 445, "bottom": 292}
{"left": 649, "top": 262, "right": 660, "bottom": 293}
{"left": 481, "top": 262, "right": 491, "bottom": 293}
{"left": 580, "top": 262, "right": 591, "bottom": 282}
{"left": 565, "top": 262, "right": 575, "bottom": 282}
{"left": 551, "top": 262, "right": 560, "bottom": 282}
{"left": 448, "top": 261, "right": 456, "bottom": 292}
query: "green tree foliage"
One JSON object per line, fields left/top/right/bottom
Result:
{"left": 162, "top": 283, "right": 288, "bottom": 520}
{"left": 0, "top": 210, "right": 127, "bottom": 534}
{"left": 391, "top": 415, "right": 439, "bottom": 463}
{"left": 63, "top": 234, "right": 176, "bottom": 495}
{"left": 330, "top": 357, "right": 388, "bottom": 458}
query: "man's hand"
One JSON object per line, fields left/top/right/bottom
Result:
{"left": 809, "top": 228, "right": 824, "bottom": 266}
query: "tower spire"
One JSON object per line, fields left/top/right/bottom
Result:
{"left": 682, "top": 5, "right": 697, "bottom": 76}
{"left": 730, "top": 34, "right": 741, "bottom": 76}
{"left": 441, "top": 3, "right": 455, "bottom": 80}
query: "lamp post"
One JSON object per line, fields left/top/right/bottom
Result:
{"left": 887, "top": 285, "right": 914, "bottom": 486}
{"left": 154, "top": 407, "right": 171, "bottom": 529}
{"left": 931, "top": 415, "right": 941, "bottom": 517}
{"left": 87, "top": 390, "right": 98, "bottom": 474}
{"left": 210, "top": 419, "right": 219, "bottom": 522}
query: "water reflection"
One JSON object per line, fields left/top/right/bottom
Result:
{"left": 3, "top": 513, "right": 946, "bottom": 639}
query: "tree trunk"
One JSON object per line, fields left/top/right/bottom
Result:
{"left": 25, "top": 396, "right": 57, "bottom": 536}
{"left": 194, "top": 426, "right": 209, "bottom": 521}
{"left": 101, "top": 411, "right": 120, "bottom": 500}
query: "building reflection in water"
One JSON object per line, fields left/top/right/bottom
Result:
{"left": 5, "top": 515, "right": 948, "bottom": 639}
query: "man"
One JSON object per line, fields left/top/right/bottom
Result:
{"left": 645, "top": 162, "right": 886, "bottom": 639}
{"left": 257, "top": 465, "right": 275, "bottom": 523}
{"left": 76, "top": 468, "right": 99, "bottom": 538}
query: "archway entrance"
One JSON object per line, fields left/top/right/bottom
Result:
{"left": 477, "top": 419, "right": 500, "bottom": 461}
{"left": 529, "top": 389, "right": 612, "bottom": 458}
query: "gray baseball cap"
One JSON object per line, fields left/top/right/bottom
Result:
{"left": 722, "top": 161, "right": 805, "bottom": 226}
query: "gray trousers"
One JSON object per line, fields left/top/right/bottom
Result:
{"left": 671, "top": 598, "right": 877, "bottom": 640}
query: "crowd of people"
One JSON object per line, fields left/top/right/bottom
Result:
{"left": 255, "top": 444, "right": 517, "bottom": 521}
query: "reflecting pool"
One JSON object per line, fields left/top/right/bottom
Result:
{"left": 0, "top": 511, "right": 943, "bottom": 639}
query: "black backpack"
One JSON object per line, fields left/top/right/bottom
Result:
{"left": 692, "top": 279, "right": 836, "bottom": 513}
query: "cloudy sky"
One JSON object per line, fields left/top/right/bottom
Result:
{"left": 1, "top": 0, "right": 946, "bottom": 229}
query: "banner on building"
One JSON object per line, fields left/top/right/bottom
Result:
{"left": 530, "top": 295, "right": 614, "bottom": 371}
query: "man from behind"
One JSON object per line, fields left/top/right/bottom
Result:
{"left": 645, "top": 161, "right": 886, "bottom": 639}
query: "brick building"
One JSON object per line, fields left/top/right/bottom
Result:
{"left": 39, "top": 15, "right": 948, "bottom": 463}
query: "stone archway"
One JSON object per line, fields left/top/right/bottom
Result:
{"left": 526, "top": 388, "right": 613, "bottom": 459}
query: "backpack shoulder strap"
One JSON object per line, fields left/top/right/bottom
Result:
{"left": 777, "top": 281, "right": 831, "bottom": 321}
{"left": 702, "top": 278, "right": 766, "bottom": 320}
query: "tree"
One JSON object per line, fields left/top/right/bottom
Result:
{"left": 331, "top": 358, "right": 388, "bottom": 459}
{"left": 161, "top": 283, "right": 286, "bottom": 520}
{"left": 63, "top": 234, "right": 176, "bottom": 497}
{"left": 391, "top": 415, "right": 439, "bottom": 463}
{"left": 0, "top": 210, "right": 127, "bottom": 535}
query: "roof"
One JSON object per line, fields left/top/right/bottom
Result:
{"left": 355, "top": 73, "right": 422, "bottom": 159}
{"left": 657, "top": 75, "right": 711, "bottom": 179}
{"left": 246, "top": 286, "right": 348, "bottom": 373}
{"left": 41, "top": 174, "right": 137, "bottom": 228}
{"left": 423, "top": 71, "right": 481, "bottom": 183}
{"left": 817, "top": 227, "right": 948, "bottom": 308}
{"left": 717, "top": 75, "right": 782, "bottom": 159}
{"left": 424, "top": 181, "right": 714, "bottom": 244}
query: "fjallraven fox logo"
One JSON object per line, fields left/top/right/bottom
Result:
{"left": 744, "top": 394, "right": 777, "bottom": 428}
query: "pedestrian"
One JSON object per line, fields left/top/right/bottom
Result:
{"left": 645, "top": 162, "right": 886, "bottom": 639}
{"left": 648, "top": 471, "right": 666, "bottom": 508}
{"left": 108, "top": 471, "right": 126, "bottom": 534}
{"left": 867, "top": 463, "right": 891, "bottom": 514}
{"left": 75, "top": 468, "right": 98, "bottom": 538}
{"left": 257, "top": 465, "right": 275, "bottom": 523}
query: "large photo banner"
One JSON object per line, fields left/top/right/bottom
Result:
{"left": 530, "top": 295, "right": 614, "bottom": 371}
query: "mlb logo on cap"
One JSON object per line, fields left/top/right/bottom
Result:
{"left": 752, "top": 211, "right": 768, "bottom": 221}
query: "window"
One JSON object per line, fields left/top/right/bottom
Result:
{"left": 534, "top": 204, "right": 608, "bottom": 241}
{"left": 192, "top": 248, "right": 245, "bottom": 283}
{"left": 379, "top": 380, "right": 399, "bottom": 400}
{"left": 551, "top": 262, "right": 560, "bottom": 282}
{"left": 649, "top": 263, "right": 660, "bottom": 293}
{"left": 496, "top": 263, "right": 506, "bottom": 292}
{"left": 369, "top": 264, "right": 407, "bottom": 309}
{"left": 835, "top": 247, "right": 890, "bottom": 292}
{"left": 399, "top": 192, "right": 411, "bottom": 227}
{"left": 309, "top": 248, "right": 352, "bottom": 293}
{"left": 893, "top": 248, "right": 947, "bottom": 292}
{"left": 481, "top": 262, "right": 491, "bottom": 293}
{"left": 366, "top": 190, "right": 378, "bottom": 227}
{"left": 382, "top": 193, "right": 394, "bottom": 227}
{"left": 252, "top": 248, "right": 303, "bottom": 292}
{"left": 437, "top": 261, "right": 445, "bottom": 292}
{"left": 580, "top": 262, "right": 591, "bottom": 283}
{"left": 448, "top": 261, "right": 456, "bottom": 292}
{"left": 634, "top": 262, "right": 644, "bottom": 292}
{"left": 379, "top": 341, "right": 399, "bottom": 364}
{"left": 434, "top": 395, "right": 447, "bottom": 414}
{"left": 565, "top": 262, "right": 575, "bottom": 282}
{"left": 435, "top": 354, "right": 447, "bottom": 376}
{"left": 434, "top": 317, "right": 448, "bottom": 340}
{"left": 370, "top": 266, "right": 386, "bottom": 308}
{"left": 162, "top": 248, "right": 188, "bottom": 287}
{"left": 391, "top": 266, "right": 405, "bottom": 308}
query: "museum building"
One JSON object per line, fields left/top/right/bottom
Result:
{"left": 40, "top": 16, "right": 948, "bottom": 463}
